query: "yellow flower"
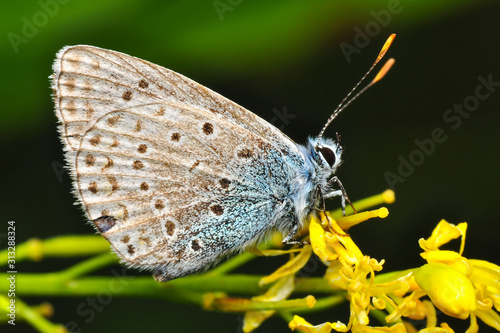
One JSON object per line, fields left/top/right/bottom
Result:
{"left": 309, "top": 209, "right": 402, "bottom": 331}
{"left": 259, "top": 245, "right": 312, "bottom": 286}
{"left": 289, "top": 314, "right": 408, "bottom": 333}
{"left": 415, "top": 220, "right": 500, "bottom": 332}
{"left": 418, "top": 220, "right": 467, "bottom": 253}
{"left": 250, "top": 191, "right": 499, "bottom": 333}
{"left": 292, "top": 211, "right": 500, "bottom": 333}
{"left": 289, "top": 315, "right": 338, "bottom": 333}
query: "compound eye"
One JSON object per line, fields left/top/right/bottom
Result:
{"left": 319, "top": 146, "right": 336, "bottom": 167}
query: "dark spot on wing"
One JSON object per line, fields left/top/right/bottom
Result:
{"left": 88, "top": 182, "right": 98, "bottom": 194}
{"left": 133, "top": 160, "right": 144, "bottom": 169}
{"left": 138, "top": 79, "right": 149, "bottom": 88}
{"left": 237, "top": 148, "right": 253, "bottom": 158}
{"left": 211, "top": 204, "right": 224, "bottom": 215}
{"left": 122, "top": 90, "right": 133, "bottom": 101}
{"left": 108, "top": 176, "right": 119, "bottom": 191}
{"left": 219, "top": 178, "right": 231, "bottom": 189}
{"left": 202, "top": 122, "right": 214, "bottom": 135}
{"left": 89, "top": 135, "right": 101, "bottom": 146}
{"left": 127, "top": 244, "right": 135, "bottom": 255}
{"left": 92, "top": 216, "right": 116, "bottom": 233}
{"left": 85, "top": 153, "right": 96, "bottom": 166}
{"left": 165, "top": 220, "right": 175, "bottom": 236}
{"left": 155, "top": 199, "right": 165, "bottom": 210}
{"left": 140, "top": 182, "right": 149, "bottom": 191}
{"left": 107, "top": 115, "right": 120, "bottom": 126}
{"left": 171, "top": 133, "right": 181, "bottom": 141}
{"left": 138, "top": 144, "right": 147, "bottom": 153}
{"left": 191, "top": 240, "right": 201, "bottom": 251}
{"left": 121, "top": 235, "right": 130, "bottom": 243}
{"left": 280, "top": 148, "right": 290, "bottom": 157}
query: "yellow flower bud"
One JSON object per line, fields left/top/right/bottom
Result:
{"left": 415, "top": 263, "right": 476, "bottom": 319}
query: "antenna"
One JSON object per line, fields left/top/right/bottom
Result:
{"left": 317, "top": 34, "right": 396, "bottom": 142}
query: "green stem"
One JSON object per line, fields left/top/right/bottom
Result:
{"left": 370, "top": 309, "right": 390, "bottom": 326}
{"left": 294, "top": 277, "right": 334, "bottom": 293}
{"left": 57, "top": 253, "right": 118, "bottom": 281}
{"left": 11, "top": 274, "right": 265, "bottom": 297}
{"left": 9, "top": 272, "right": 338, "bottom": 301}
{"left": 0, "top": 295, "right": 66, "bottom": 333}
{"left": 0, "top": 235, "right": 109, "bottom": 266}
{"left": 205, "top": 252, "right": 257, "bottom": 276}
{"left": 278, "top": 310, "right": 294, "bottom": 323}
{"left": 206, "top": 240, "right": 279, "bottom": 277}
{"left": 292, "top": 294, "right": 346, "bottom": 313}
{"left": 210, "top": 296, "right": 314, "bottom": 312}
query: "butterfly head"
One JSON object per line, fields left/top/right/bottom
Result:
{"left": 308, "top": 136, "right": 343, "bottom": 176}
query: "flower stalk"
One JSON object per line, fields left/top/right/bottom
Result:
{"left": 3, "top": 190, "right": 499, "bottom": 332}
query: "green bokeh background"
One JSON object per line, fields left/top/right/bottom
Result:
{"left": 1, "top": 0, "right": 499, "bottom": 332}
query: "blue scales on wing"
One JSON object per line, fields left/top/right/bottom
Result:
{"left": 53, "top": 45, "right": 308, "bottom": 281}
{"left": 75, "top": 102, "right": 304, "bottom": 281}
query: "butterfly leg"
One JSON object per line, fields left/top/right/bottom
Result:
{"left": 282, "top": 221, "right": 305, "bottom": 245}
{"left": 324, "top": 176, "right": 356, "bottom": 216}
{"left": 312, "top": 184, "right": 338, "bottom": 230}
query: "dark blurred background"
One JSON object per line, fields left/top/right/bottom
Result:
{"left": 1, "top": 0, "right": 499, "bottom": 332}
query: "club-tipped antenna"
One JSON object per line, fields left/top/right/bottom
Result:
{"left": 317, "top": 34, "right": 396, "bottom": 142}
{"left": 327, "top": 57, "right": 395, "bottom": 127}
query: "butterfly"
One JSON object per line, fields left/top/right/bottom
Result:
{"left": 51, "top": 35, "right": 394, "bottom": 281}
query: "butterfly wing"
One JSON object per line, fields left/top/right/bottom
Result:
{"left": 52, "top": 45, "right": 305, "bottom": 280}
{"left": 53, "top": 45, "right": 298, "bottom": 161}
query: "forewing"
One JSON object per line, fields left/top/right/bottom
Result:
{"left": 52, "top": 45, "right": 304, "bottom": 280}
{"left": 52, "top": 45, "right": 298, "bottom": 161}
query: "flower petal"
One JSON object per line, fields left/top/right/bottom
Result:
{"left": 310, "top": 217, "right": 339, "bottom": 261}
{"left": 420, "top": 250, "right": 471, "bottom": 275}
{"left": 474, "top": 307, "right": 500, "bottom": 331}
{"left": 259, "top": 246, "right": 312, "bottom": 286}
{"left": 418, "top": 220, "right": 467, "bottom": 253}
{"left": 289, "top": 315, "right": 334, "bottom": 333}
